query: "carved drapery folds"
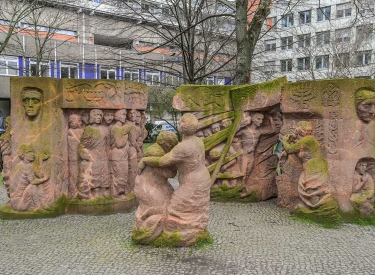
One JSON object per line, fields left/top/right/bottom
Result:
{"left": 1, "top": 77, "right": 147, "bottom": 217}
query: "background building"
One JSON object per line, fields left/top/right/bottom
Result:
{"left": 252, "top": 0, "right": 375, "bottom": 83}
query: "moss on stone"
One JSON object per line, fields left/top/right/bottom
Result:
{"left": 241, "top": 190, "right": 259, "bottom": 203}
{"left": 150, "top": 231, "right": 182, "bottom": 247}
{"left": 230, "top": 76, "right": 286, "bottom": 110}
{"left": 294, "top": 198, "right": 341, "bottom": 228}
{"left": 194, "top": 231, "right": 213, "bottom": 249}
{"left": 131, "top": 227, "right": 153, "bottom": 244}
{"left": 306, "top": 157, "right": 329, "bottom": 179}
{"left": 210, "top": 184, "right": 245, "bottom": 201}
{"left": 203, "top": 127, "right": 231, "bottom": 151}
{"left": 0, "top": 195, "right": 66, "bottom": 220}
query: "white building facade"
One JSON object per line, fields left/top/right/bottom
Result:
{"left": 252, "top": 0, "right": 375, "bottom": 83}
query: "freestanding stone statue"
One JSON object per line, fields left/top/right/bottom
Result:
{"left": 133, "top": 113, "right": 212, "bottom": 246}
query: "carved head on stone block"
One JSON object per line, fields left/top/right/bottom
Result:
{"left": 68, "top": 113, "right": 82, "bottom": 129}
{"left": 81, "top": 110, "right": 90, "bottom": 126}
{"left": 178, "top": 113, "right": 199, "bottom": 136}
{"left": 156, "top": 130, "right": 179, "bottom": 153}
{"left": 18, "top": 144, "right": 35, "bottom": 163}
{"left": 103, "top": 110, "right": 115, "bottom": 125}
{"left": 250, "top": 112, "right": 264, "bottom": 128}
{"left": 127, "top": 109, "right": 137, "bottom": 122}
{"left": 355, "top": 88, "right": 375, "bottom": 123}
{"left": 356, "top": 160, "right": 368, "bottom": 176}
{"left": 114, "top": 109, "right": 127, "bottom": 123}
{"left": 21, "top": 87, "right": 43, "bottom": 119}
{"left": 135, "top": 111, "right": 142, "bottom": 126}
{"left": 89, "top": 109, "right": 104, "bottom": 125}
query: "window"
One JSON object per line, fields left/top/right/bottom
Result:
{"left": 356, "top": 51, "right": 372, "bottom": 66}
{"left": 124, "top": 69, "right": 139, "bottom": 82}
{"left": 30, "top": 60, "right": 49, "bottom": 77}
{"left": 0, "top": 56, "right": 18, "bottom": 76}
{"left": 335, "top": 53, "right": 350, "bottom": 67}
{"left": 315, "top": 55, "right": 329, "bottom": 70}
{"left": 61, "top": 63, "right": 78, "bottom": 78}
{"left": 281, "top": 36, "right": 293, "bottom": 50}
{"left": 360, "top": 7, "right": 374, "bottom": 16}
{"left": 356, "top": 25, "right": 373, "bottom": 43}
{"left": 163, "top": 73, "right": 180, "bottom": 86}
{"left": 206, "top": 76, "right": 214, "bottom": 85}
{"left": 299, "top": 10, "right": 311, "bottom": 24}
{"left": 100, "top": 68, "right": 116, "bottom": 79}
{"left": 266, "top": 17, "right": 276, "bottom": 30}
{"left": 281, "top": 14, "right": 293, "bottom": 27}
{"left": 336, "top": 3, "right": 352, "bottom": 18}
{"left": 265, "top": 39, "right": 276, "bottom": 51}
{"left": 335, "top": 28, "right": 350, "bottom": 43}
{"left": 146, "top": 71, "right": 160, "bottom": 85}
{"left": 297, "top": 57, "right": 310, "bottom": 70}
{"left": 316, "top": 31, "right": 330, "bottom": 46}
{"left": 264, "top": 61, "right": 276, "bottom": 73}
{"left": 280, "top": 59, "right": 292, "bottom": 72}
{"left": 298, "top": 34, "right": 311, "bottom": 48}
{"left": 317, "top": 6, "right": 331, "bottom": 21}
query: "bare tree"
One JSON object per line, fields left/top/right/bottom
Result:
{"left": 0, "top": 0, "right": 38, "bottom": 54}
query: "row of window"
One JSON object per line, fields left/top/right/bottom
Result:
{"left": 0, "top": 56, "right": 231, "bottom": 86}
{"left": 265, "top": 24, "right": 373, "bottom": 51}
{"left": 264, "top": 51, "right": 372, "bottom": 73}
{"left": 268, "top": 4, "right": 374, "bottom": 29}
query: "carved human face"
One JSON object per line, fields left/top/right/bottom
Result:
{"left": 104, "top": 112, "right": 114, "bottom": 125}
{"left": 196, "top": 131, "right": 204, "bottom": 139}
{"left": 127, "top": 110, "right": 137, "bottom": 122}
{"left": 252, "top": 114, "right": 264, "bottom": 127}
{"left": 81, "top": 111, "right": 90, "bottom": 125}
{"left": 22, "top": 90, "right": 42, "bottom": 118}
{"left": 91, "top": 112, "right": 103, "bottom": 124}
{"left": 357, "top": 101, "right": 375, "bottom": 123}
{"left": 356, "top": 162, "right": 367, "bottom": 175}
{"left": 115, "top": 110, "right": 127, "bottom": 123}
{"left": 135, "top": 112, "right": 141, "bottom": 125}
{"left": 24, "top": 150, "right": 35, "bottom": 163}
{"left": 211, "top": 123, "right": 221, "bottom": 134}
{"left": 69, "top": 115, "right": 82, "bottom": 129}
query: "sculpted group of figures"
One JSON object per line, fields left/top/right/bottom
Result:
{"left": 67, "top": 108, "right": 147, "bottom": 200}
{"left": 132, "top": 113, "right": 211, "bottom": 246}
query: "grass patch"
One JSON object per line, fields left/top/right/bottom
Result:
{"left": 151, "top": 231, "right": 182, "bottom": 247}
{"left": 194, "top": 231, "right": 213, "bottom": 250}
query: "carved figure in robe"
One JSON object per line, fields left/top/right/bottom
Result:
{"left": 139, "top": 113, "right": 211, "bottom": 246}
{"left": 133, "top": 131, "right": 178, "bottom": 244}
{"left": 282, "top": 121, "right": 330, "bottom": 209}
{"left": 10, "top": 144, "right": 50, "bottom": 211}
{"left": 109, "top": 109, "right": 131, "bottom": 198}
{"left": 125, "top": 109, "right": 142, "bottom": 191}
{"left": 354, "top": 88, "right": 375, "bottom": 150}
{"left": 235, "top": 112, "right": 275, "bottom": 181}
{"left": 350, "top": 160, "right": 374, "bottom": 215}
{"left": 78, "top": 109, "right": 110, "bottom": 199}
{"left": 135, "top": 110, "right": 144, "bottom": 161}
{"left": 67, "top": 113, "right": 84, "bottom": 198}
{"left": 0, "top": 117, "right": 11, "bottom": 197}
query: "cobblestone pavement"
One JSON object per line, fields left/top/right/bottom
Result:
{"left": 1, "top": 180, "right": 375, "bottom": 275}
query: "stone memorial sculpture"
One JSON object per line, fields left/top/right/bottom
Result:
{"left": 125, "top": 109, "right": 143, "bottom": 191}
{"left": 1, "top": 77, "right": 147, "bottom": 218}
{"left": 78, "top": 109, "right": 110, "bottom": 199}
{"left": 10, "top": 144, "right": 51, "bottom": 211}
{"left": 109, "top": 109, "right": 130, "bottom": 198}
{"left": 133, "top": 131, "right": 178, "bottom": 244}
{"left": 134, "top": 113, "right": 212, "bottom": 246}
{"left": 350, "top": 159, "right": 375, "bottom": 217}
{"left": 282, "top": 121, "right": 331, "bottom": 209}
{"left": 0, "top": 117, "right": 11, "bottom": 198}
{"left": 21, "top": 87, "right": 43, "bottom": 120}
{"left": 235, "top": 112, "right": 276, "bottom": 183}
{"left": 67, "top": 113, "right": 84, "bottom": 198}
